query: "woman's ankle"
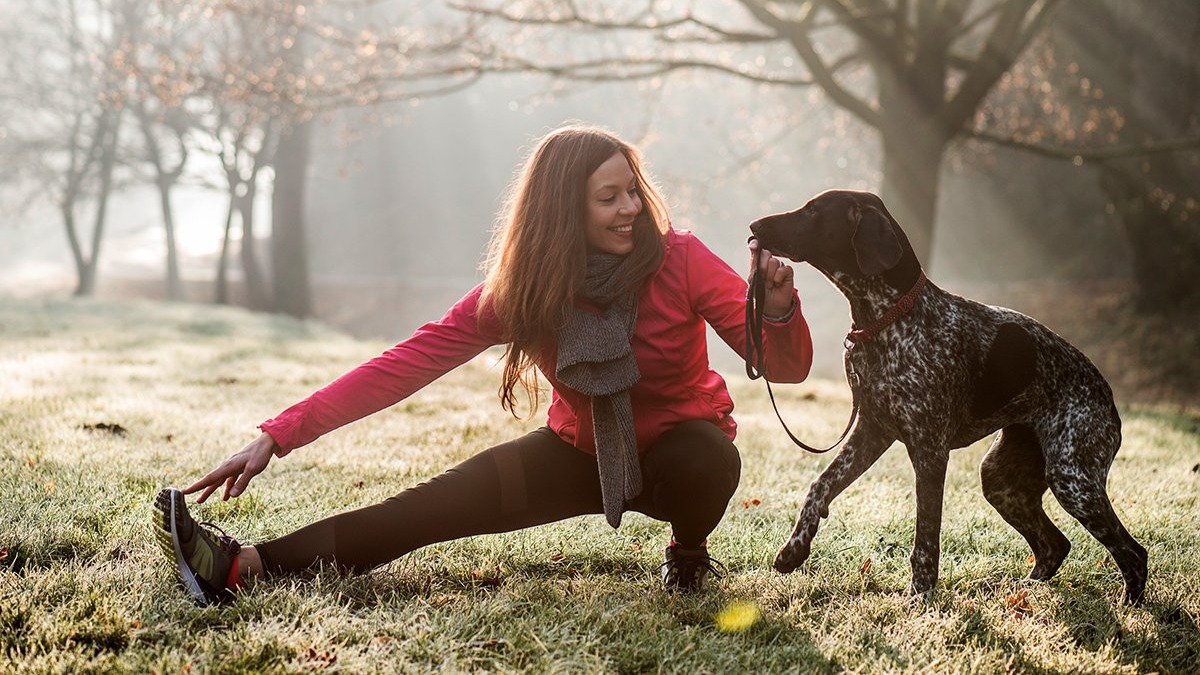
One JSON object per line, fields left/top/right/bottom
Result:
{"left": 237, "top": 545, "right": 265, "bottom": 582}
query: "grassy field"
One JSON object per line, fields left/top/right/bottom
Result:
{"left": 1, "top": 297, "right": 1197, "bottom": 674}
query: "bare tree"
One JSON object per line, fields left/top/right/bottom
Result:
{"left": 454, "top": 0, "right": 1065, "bottom": 263}
{"left": 5, "top": 0, "right": 485, "bottom": 307}
{"left": 970, "top": 0, "right": 1200, "bottom": 312}
{"left": 195, "top": 0, "right": 487, "bottom": 314}
{"left": 6, "top": 0, "right": 136, "bottom": 295}
{"left": 124, "top": 1, "right": 209, "bottom": 301}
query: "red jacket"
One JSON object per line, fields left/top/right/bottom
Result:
{"left": 261, "top": 229, "right": 813, "bottom": 456}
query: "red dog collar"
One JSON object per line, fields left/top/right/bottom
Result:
{"left": 845, "top": 271, "right": 928, "bottom": 347}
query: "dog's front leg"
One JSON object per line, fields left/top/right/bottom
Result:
{"left": 907, "top": 446, "right": 950, "bottom": 597}
{"left": 774, "top": 418, "right": 894, "bottom": 573}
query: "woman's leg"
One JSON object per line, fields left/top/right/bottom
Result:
{"left": 628, "top": 420, "right": 741, "bottom": 591}
{"left": 628, "top": 419, "right": 742, "bottom": 547}
{"left": 253, "top": 427, "right": 603, "bottom": 576}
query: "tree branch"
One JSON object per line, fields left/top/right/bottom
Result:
{"left": 941, "top": 0, "right": 1063, "bottom": 131}
{"left": 737, "top": 0, "right": 882, "bottom": 128}
{"left": 966, "top": 129, "right": 1200, "bottom": 162}
{"left": 449, "top": 1, "right": 778, "bottom": 44}
{"left": 822, "top": 0, "right": 904, "bottom": 66}
{"left": 481, "top": 54, "right": 814, "bottom": 87}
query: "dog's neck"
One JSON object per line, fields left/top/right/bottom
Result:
{"left": 826, "top": 264, "right": 926, "bottom": 331}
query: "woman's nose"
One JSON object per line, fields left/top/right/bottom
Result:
{"left": 619, "top": 193, "right": 640, "bottom": 214}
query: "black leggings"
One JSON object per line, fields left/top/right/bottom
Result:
{"left": 255, "top": 420, "right": 741, "bottom": 576}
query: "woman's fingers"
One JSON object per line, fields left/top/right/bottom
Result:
{"left": 183, "top": 458, "right": 246, "bottom": 501}
{"left": 178, "top": 434, "right": 277, "bottom": 503}
{"left": 227, "top": 461, "right": 264, "bottom": 499}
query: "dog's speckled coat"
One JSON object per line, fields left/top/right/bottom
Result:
{"left": 750, "top": 189, "right": 1147, "bottom": 605}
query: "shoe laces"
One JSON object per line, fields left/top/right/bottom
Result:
{"left": 199, "top": 520, "right": 242, "bottom": 556}
{"left": 660, "top": 548, "right": 727, "bottom": 581}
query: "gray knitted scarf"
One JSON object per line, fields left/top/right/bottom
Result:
{"left": 555, "top": 253, "right": 642, "bottom": 528}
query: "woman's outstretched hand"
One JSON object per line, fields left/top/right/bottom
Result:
{"left": 184, "top": 432, "right": 279, "bottom": 502}
{"left": 748, "top": 239, "right": 796, "bottom": 320}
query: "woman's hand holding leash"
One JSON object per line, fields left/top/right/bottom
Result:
{"left": 184, "top": 432, "right": 279, "bottom": 502}
{"left": 747, "top": 239, "right": 795, "bottom": 320}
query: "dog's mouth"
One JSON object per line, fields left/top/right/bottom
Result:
{"left": 750, "top": 218, "right": 808, "bottom": 263}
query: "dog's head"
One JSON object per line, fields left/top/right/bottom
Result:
{"left": 749, "top": 189, "right": 915, "bottom": 281}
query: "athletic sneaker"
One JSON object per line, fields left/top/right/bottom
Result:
{"left": 152, "top": 487, "right": 241, "bottom": 606}
{"left": 660, "top": 539, "right": 725, "bottom": 592}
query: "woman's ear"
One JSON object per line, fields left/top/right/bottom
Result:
{"left": 851, "top": 205, "right": 902, "bottom": 276}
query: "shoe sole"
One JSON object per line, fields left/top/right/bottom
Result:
{"left": 153, "top": 488, "right": 220, "bottom": 606}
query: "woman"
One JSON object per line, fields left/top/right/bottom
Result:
{"left": 153, "top": 125, "right": 812, "bottom": 606}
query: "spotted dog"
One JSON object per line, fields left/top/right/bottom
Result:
{"left": 749, "top": 189, "right": 1147, "bottom": 605}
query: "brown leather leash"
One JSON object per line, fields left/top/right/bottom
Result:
{"left": 744, "top": 245, "right": 857, "bottom": 454}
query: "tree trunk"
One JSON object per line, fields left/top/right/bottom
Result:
{"left": 75, "top": 111, "right": 121, "bottom": 296}
{"left": 270, "top": 119, "right": 313, "bottom": 318}
{"left": 1058, "top": 0, "right": 1200, "bottom": 313}
{"left": 876, "top": 75, "right": 950, "bottom": 267}
{"left": 1100, "top": 160, "right": 1200, "bottom": 313}
{"left": 157, "top": 177, "right": 184, "bottom": 301}
{"left": 237, "top": 185, "right": 270, "bottom": 310}
{"left": 215, "top": 197, "right": 235, "bottom": 304}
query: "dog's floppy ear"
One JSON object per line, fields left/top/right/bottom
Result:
{"left": 851, "top": 204, "right": 903, "bottom": 276}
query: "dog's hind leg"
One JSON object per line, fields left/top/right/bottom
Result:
{"left": 773, "top": 417, "right": 894, "bottom": 574}
{"left": 980, "top": 424, "right": 1071, "bottom": 581}
{"left": 1043, "top": 419, "right": 1148, "bottom": 605}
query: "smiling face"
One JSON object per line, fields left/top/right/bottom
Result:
{"left": 584, "top": 152, "right": 643, "bottom": 256}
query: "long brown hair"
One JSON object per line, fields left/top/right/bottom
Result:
{"left": 480, "top": 125, "right": 670, "bottom": 417}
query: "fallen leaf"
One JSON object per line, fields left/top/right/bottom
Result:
{"left": 0, "top": 547, "right": 8, "bottom": 563}
{"left": 472, "top": 568, "right": 503, "bottom": 587}
{"left": 1006, "top": 589, "right": 1033, "bottom": 617}
{"left": 1027, "top": 554, "right": 1036, "bottom": 566}
{"left": 81, "top": 422, "right": 127, "bottom": 436}
{"left": 742, "top": 498, "right": 762, "bottom": 509}
{"left": 549, "top": 553, "right": 566, "bottom": 561}
{"left": 302, "top": 647, "right": 337, "bottom": 666}
{"left": 860, "top": 557, "right": 872, "bottom": 573}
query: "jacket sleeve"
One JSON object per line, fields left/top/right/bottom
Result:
{"left": 685, "top": 233, "right": 813, "bottom": 383}
{"left": 260, "top": 283, "right": 502, "bottom": 456}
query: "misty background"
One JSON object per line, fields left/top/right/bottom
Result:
{"left": 1, "top": 0, "right": 1195, "bottom": 385}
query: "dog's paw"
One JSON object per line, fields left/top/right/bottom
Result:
{"left": 773, "top": 541, "right": 810, "bottom": 574}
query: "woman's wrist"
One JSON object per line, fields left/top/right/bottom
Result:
{"left": 763, "top": 298, "right": 797, "bottom": 323}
